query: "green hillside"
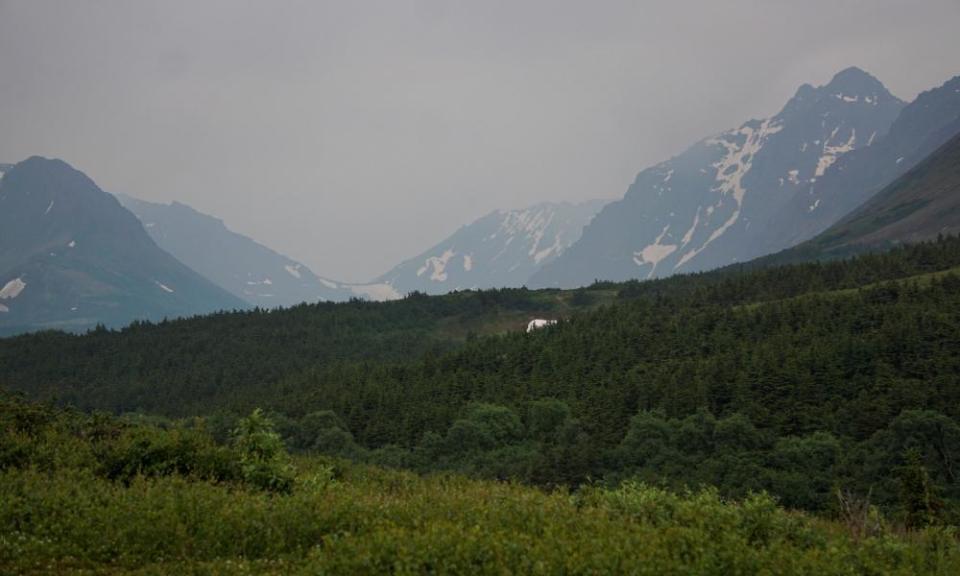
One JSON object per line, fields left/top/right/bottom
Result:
{"left": 2, "top": 394, "right": 957, "bottom": 575}
{"left": 3, "top": 237, "right": 960, "bottom": 522}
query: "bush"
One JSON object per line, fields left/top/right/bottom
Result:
{"left": 232, "top": 409, "right": 295, "bottom": 493}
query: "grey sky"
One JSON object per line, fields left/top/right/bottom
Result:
{"left": 1, "top": 1, "right": 958, "bottom": 282}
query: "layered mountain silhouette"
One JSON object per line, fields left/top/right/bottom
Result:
{"left": 375, "top": 200, "right": 606, "bottom": 295}
{"left": 115, "top": 195, "right": 370, "bottom": 307}
{"left": 4, "top": 67, "right": 958, "bottom": 329}
{"left": 0, "top": 157, "right": 246, "bottom": 335}
{"left": 531, "top": 67, "right": 906, "bottom": 287}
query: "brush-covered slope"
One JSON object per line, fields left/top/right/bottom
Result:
{"left": 0, "top": 157, "right": 246, "bottom": 334}
{"left": 4, "top": 393, "right": 957, "bottom": 575}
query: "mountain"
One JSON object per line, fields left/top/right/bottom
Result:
{"left": 767, "top": 131, "right": 960, "bottom": 263}
{"left": 376, "top": 200, "right": 606, "bottom": 295}
{"left": 531, "top": 67, "right": 905, "bottom": 287}
{"left": 114, "top": 194, "right": 373, "bottom": 307}
{"left": 0, "top": 157, "right": 246, "bottom": 334}
{"left": 760, "top": 75, "right": 960, "bottom": 252}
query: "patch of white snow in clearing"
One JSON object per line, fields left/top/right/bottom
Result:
{"left": 526, "top": 318, "right": 557, "bottom": 333}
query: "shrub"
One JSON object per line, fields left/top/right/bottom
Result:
{"left": 232, "top": 409, "right": 295, "bottom": 493}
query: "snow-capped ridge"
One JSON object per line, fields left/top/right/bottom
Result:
{"left": 531, "top": 67, "right": 906, "bottom": 288}
{"left": 377, "top": 199, "right": 606, "bottom": 295}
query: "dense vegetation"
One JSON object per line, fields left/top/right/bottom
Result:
{"left": 2, "top": 393, "right": 958, "bottom": 575}
{"left": 3, "top": 237, "right": 960, "bottom": 523}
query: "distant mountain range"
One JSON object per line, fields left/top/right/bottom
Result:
{"left": 116, "top": 195, "right": 353, "bottom": 306}
{"left": 116, "top": 194, "right": 402, "bottom": 307}
{"left": 531, "top": 67, "right": 907, "bottom": 287}
{"left": 0, "top": 157, "right": 245, "bottom": 335}
{"left": 4, "top": 67, "right": 959, "bottom": 334}
{"left": 375, "top": 200, "right": 606, "bottom": 295}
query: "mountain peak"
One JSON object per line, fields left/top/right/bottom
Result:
{"left": 825, "top": 66, "right": 893, "bottom": 97}
{"left": 780, "top": 67, "right": 900, "bottom": 116}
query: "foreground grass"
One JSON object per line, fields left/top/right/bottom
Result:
{"left": 2, "top": 458, "right": 958, "bottom": 575}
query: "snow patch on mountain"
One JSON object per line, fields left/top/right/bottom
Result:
{"left": 349, "top": 283, "right": 401, "bottom": 301}
{"left": 633, "top": 224, "right": 677, "bottom": 277}
{"left": 154, "top": 281, "right": 175, "bottom": 293}
{"left": 532, "top": 233, "right": 563, "bottom": 264}
{"left": 417, "top": 249, "right": 456, "bottom": 281}
{"left": 815, "top": 127, "right": 857, "bottom": 177}
{"left": 676, "top": 117, "right": 784, "bottom": 269}
{"left": 284, "top": 264, "right": 302, "bottom": 279}
{"left": 0, "top": 278, "right": 26, "bottom": 300}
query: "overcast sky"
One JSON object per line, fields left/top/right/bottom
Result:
{"left": 1, "top": 1, "right": 958, "bottom": 281}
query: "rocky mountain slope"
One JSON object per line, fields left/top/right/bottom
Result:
{"left": 760, "top": 75, "right": 960, "bottom": 252}
{"left": 531, "top": 67, "right": 905, "bottom": 287}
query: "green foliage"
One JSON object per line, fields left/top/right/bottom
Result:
{"left": 1, "top": 394, "right": 959, "bottom": 574}
{"left": 231, "top": 408, "right": 295, "bottom": 493}
{"left": 96, "top": 425, "right": 240, "bottom": 485}
{"left": 527, "top": 397, "right": 572, "bottom": 441}
{"left": 898, "top": 448, "right": 944, "bottom": 528}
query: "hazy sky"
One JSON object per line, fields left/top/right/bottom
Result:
{"left": 1, "top": 1, "right": 958, "bottom": 281}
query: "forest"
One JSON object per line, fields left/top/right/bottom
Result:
{"left": 2, "top": 237, "right": 960, "bottom": 526}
